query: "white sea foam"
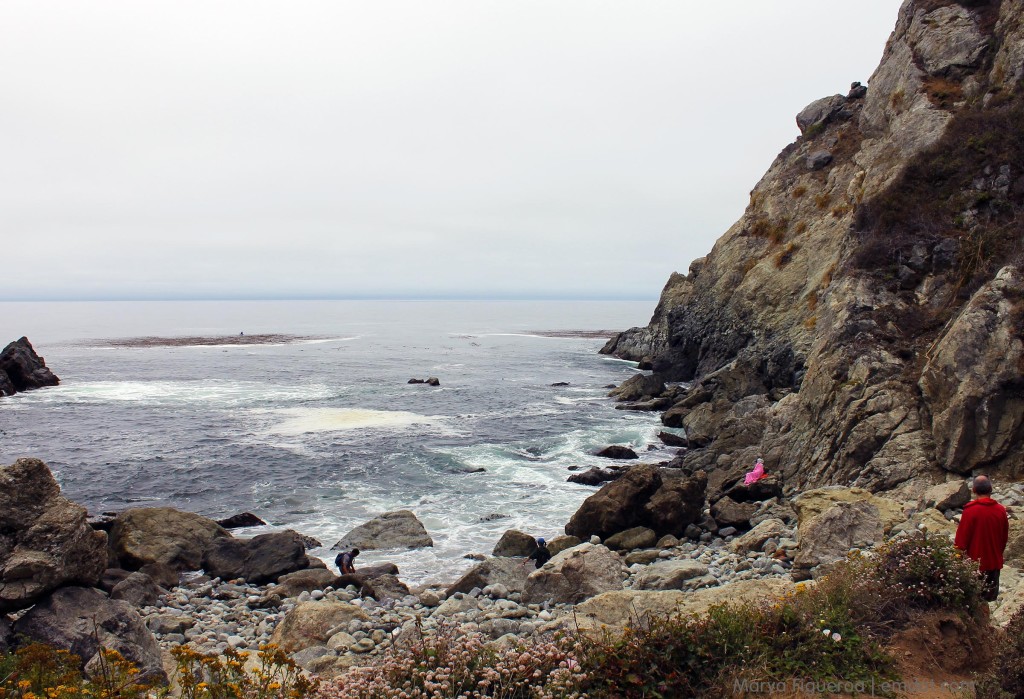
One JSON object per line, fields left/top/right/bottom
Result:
{"left": 264, "top": 408, "right": 441, "bottom": 436}
{"left": 35, "top": 381, "right": 336, "bottom": 406}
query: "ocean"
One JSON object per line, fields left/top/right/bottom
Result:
{"left": 0, "top": 300, "right": 673, "bottom": 586}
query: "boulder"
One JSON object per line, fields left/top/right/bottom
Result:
{"left": 567, "top": 466, "right": 623, "bottom": 486}
{"left": 492, "top": 530, "right": 537, "bottom": 557}
{"left": 98, "top": 568, "right": 133, "bottom": 594}
{"left": 725, "top": 474, "right": 783, "bottom": 503}
{"left": 202, "top": 530, "right": 310, "bottom": 584}
{"left": 0, "top": 458, "right": 108, "bottom": 612}
{"left": 595, "top": 445, "right": 639, "bottom": 460}
{"left": 273, "top": 568, "right": 343, "bottom": 598}
{"left": 13, "top": 586, "right": 165, "bottom": 682}
{"left": 146, "top": 614, "right": 193, "bottom": 635}
{"left": 138, "top": 562, "right": 180, "bottom": 589}
{"left": 216, "top": 512, "right": 267, "bottom": 529}
{"left": 794, "top": 501, "right": 883, "bottom": 570}
{"left": 269, "top": 601, "right": 371, "bottom": 653}
{"left": 0, "top": 337, "right": 59, "bottom": 396}
{"left": 445, "top": 557, "right": 531, "bottom": 597}
{"left": 657, "top": 431, "right": 688, "bottom": 447}
{"left": 728, "top": 518, "right": 790, "bottom": 554}
{"left": 565, "top": 465, "right": 663, "bottom": 540}
{"left": 359, "top": 573, "right": 410, "bottom": 601}
{"left": 710, "top": 496, "right": 757, "bottom": 528}
{"left": 792, "top": 487, "right": 905, "bottom": 535}
{"left": 923, "top": 481, "right": 971, "bottom": 511}
{"left": 332, "top": 510, "right": 433, "bottom": 551}
{"left": 569, "top": 578, "right": 795, "bottom": 634}
{"left": 890, "top": 508, "right": 957, "bottom": 540}
{"left": 110, "top": 507, "right": 230, "bottom": 572}
{"left": 547, "top": 535, "right": 581, "bottom": 556}
{"left": 522, "top": 543, "right": 627, "bottom": 605}
{"left": 807, "top": 151, "right": 833, "bottom": 170}
{"left": 110, "top": 572, "right": 164, "bottom": 607}
{"left": 644, "top": 471, "right": 707, "bottom": 537}
{"left": 795, "top": 94, "right": 846, "bottom": 134}
{"left": 604, "top": 527, "right": 657, "bottom": 551}
{"left": 632, "top": 560, "right": 709, "bottom": 591}
{"left": 608, "top": 374, "right": 665, "bottom": 402}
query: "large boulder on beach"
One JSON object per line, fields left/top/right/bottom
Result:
{"left": 332, "top": 510, "right": 433, "bottom": 551}
{"left": 522, "top": 543, "right": 627, "bottom": 605}
{"left": 270, "top": 601, "right": 370, "bottom": 653}
{"left": 0, "top": 458, "right": 108, "bottom": 612}
{"left": 14, "top": 586, "right": 165, "bottom": 683}
{"left": 569, "top": 578, "right": 795, "bottom": 634}
{"left": 792, "top": 487, "right": 904, "bottom": 535}
{"left": 0, "top": 337, "right": 60, "bottom": 397}
{"left": 604, "top": 527, "right": 657, "bottom": 551}
{"left": 110, "top": 572, "right": 164, "bottom": 607}
{"left": 202, "top": 530, "right": 311, "bottom": 584}
{"left": 565, "top": 464, "right": 706, "bottom": 540}
{"left": 710, "top": 496, "right": 758, "bottom": 528}
{"left": 794, "top": 501, "right": 884, "bottom": 571}
{"left": 565, "top": 465, "right": 663, "bottom": 539}
{"left": 492, "top": 529, "right": 537, "bottom": 557}
{"left": 632, "top": 560, "right": 709, "bottom": 591}
{"left": 445, "top": 557, "right": 532, "bottom": 597}
{"left": 273, "top": 568, "right": 343, "bottom": 599}
{"left": 110, "top": 507, "right": 230, "bottom": 572}
{"left": 644, "top": 470, "right": 707, "bottom": 536}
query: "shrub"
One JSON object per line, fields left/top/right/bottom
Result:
{"left": 872, "top": 534, "right": 984, "bottom": 615}
{"left": 0, "top": 644, "right": 156, "bottom": 699}
{"left": 792, "top": 185, "right": 808, "bottom": 199}
{"left": 317, "top": 623, "right": 586, "bottom": 699}
{"left": 0, "top": 643, "right": 313, "bottom": 699}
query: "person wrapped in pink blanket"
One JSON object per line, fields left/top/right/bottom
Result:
{"left": 744, "top": 457, "right": 765, "bottom": 485}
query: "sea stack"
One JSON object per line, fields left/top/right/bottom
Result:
{"left": 0, "top": 337, "right": 60, "bottom": 397}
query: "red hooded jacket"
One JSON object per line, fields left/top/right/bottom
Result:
{"left": 954, "top": 497, "right": 1009, "bottom": 571}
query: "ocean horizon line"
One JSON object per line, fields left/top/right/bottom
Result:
{"left": 0, "top": 293, "right": 659, "bottom": 303}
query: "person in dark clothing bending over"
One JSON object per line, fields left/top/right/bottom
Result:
{"left": 955, "top": 475, "right": 1009, "bottom": 602}
{"left": 523, "top": 538, "right": 551, "bottom": 569}
{"left": 336, "top": 548, "right": 359, "bottom": 575}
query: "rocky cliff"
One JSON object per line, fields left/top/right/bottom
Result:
{"left": 603, "top": 0, "right": 1024, "bottom": 494}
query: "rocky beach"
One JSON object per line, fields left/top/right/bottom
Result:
{"left": 5, "top": 0, "right": 1024, "bottom": 694}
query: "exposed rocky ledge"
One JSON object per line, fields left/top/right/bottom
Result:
{"left": 0, "top": 337, "right": 59, "bottom": 397}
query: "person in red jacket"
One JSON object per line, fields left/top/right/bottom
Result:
{"left": 954, "top": 475, "right": 1009, "bottom": 602}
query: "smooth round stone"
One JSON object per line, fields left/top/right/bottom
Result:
{"left": 310, "top": 590, "right": 325, "bottom": 601}
{"left": 227, "top": 636, "right": 246, "bottom": 649}
{"left": 351, "top": 639, "right": 375, "bottom": 653}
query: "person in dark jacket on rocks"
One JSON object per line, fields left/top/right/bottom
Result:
{"left": 336, "top": 548, "right": 359, "bottom": 575}
{"left": 523, "top": 538, "right": 551, "bottom": 569}
{"left": 955, "top": 476, "right": 1009, "bottom": 602}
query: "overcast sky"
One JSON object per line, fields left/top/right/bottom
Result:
{"left": 1, "top": 1, "right": 902, "bottom": 301}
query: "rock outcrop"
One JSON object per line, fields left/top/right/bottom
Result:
{"left": 0, "top": 337, "right": 59, "bottom": 397}
{"left": 602, "top": 0, "right": 1024, "bottom": 493}
{"left": 332, "top": 510, "right": 433, "bottom": 551}
{"left": 522, "top": 543, "right": 627, "bottom": 605}
{"left": 109, "top": 507, "right": 231, "bottom": 571}
{"left": 14, "top": 586, "right": 165, "bottom": 682}
{"left": 0, "top": 459, "right": 108, "bottom": 612}
{"left": 202, "top": 531, "right": 312, "bottom": 584}
{"left": 565, "top": 464, "right": 706, "bottom": 540}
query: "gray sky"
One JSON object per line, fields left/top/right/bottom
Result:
{"left": 1, "top": 1, "right": 902, "bottom": 301}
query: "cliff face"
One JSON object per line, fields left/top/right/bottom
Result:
{"left": 604, "top": 0, "right": 1024, "bottom": 493}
